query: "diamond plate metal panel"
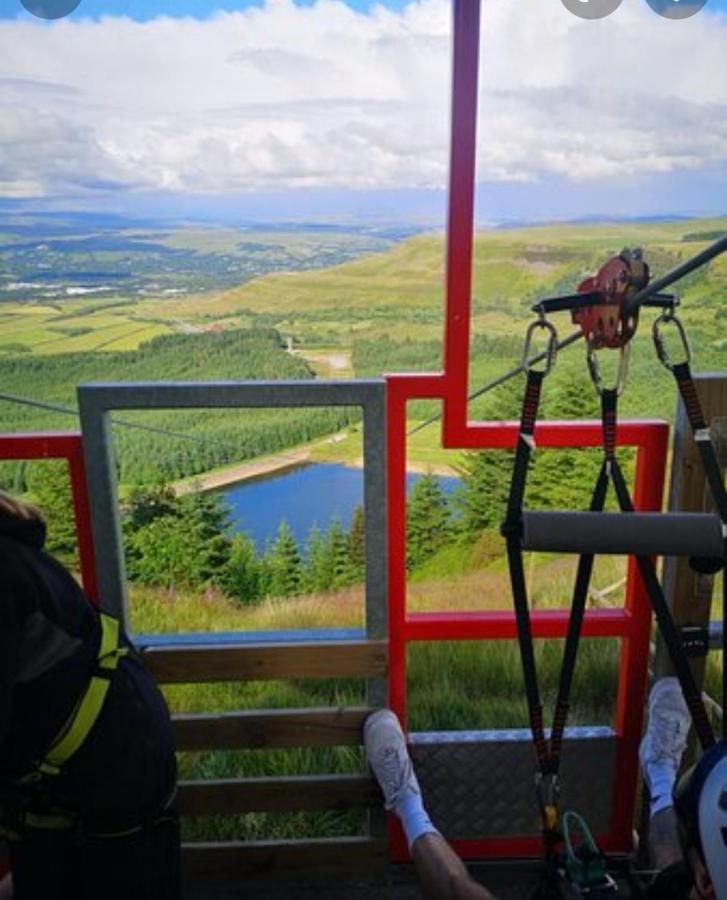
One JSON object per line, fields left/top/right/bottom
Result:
{"left": 409, "top": 728, "right": 615, "bottom": 839}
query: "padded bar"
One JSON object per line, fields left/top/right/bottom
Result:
{"left": 521, "top": 511, "right": 724, "bottom": 558}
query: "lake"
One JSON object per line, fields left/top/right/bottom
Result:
{"left": 222, "top": 461, "right": 460, "bottom": 552}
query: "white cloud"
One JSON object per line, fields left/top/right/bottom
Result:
{"left": 0, "top": 0, "right": 725, "bottom": 198}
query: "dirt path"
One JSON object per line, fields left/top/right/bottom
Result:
{"left": 174, "top": 448, "right": 314, "bottom": 494}
{"left": 291, "top": 348, "right": 353, "bottom": 377}
{"left": 173, "top": 433, "right": 459, "bottom": 494}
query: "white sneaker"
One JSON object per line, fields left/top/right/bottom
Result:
{"left": 364, "top": 709, "right": 421, "bottom": 811}
{"left": 639, "top": 677, "right": 691, "bottom": 792}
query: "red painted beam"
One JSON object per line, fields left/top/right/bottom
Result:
{"left": 404, "top": 608, "right": 632, "bottom": 642}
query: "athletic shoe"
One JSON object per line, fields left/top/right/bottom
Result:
{"left": 364, "top": 709, "right": 421, "bottom": 810}
{"left": 639, "top": 677, "right": 691, "bottom": 788}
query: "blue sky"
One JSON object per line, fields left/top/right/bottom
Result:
{"left": 0, "top": 0, "right": 725, "bottom": 223}
{"left": 3, "top": 0, "right": 411, "bottom": 18}
{"left": 2, "top": 0, "right": 726, "bottom": 20}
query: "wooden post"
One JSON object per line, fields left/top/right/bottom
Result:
{"left": 657, "top": 373, "right": 727, "bottom": 685}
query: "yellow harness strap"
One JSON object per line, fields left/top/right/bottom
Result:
{"left": 38, "top": 612, "right": 128, "bottom": 778}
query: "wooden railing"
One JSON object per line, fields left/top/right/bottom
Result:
{"left": 141, "top": 638, "right": 388, "bottom": 885}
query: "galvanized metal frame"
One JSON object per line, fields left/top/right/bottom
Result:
{"left": 77, "top": 379, "right": 387, "bottom": 689}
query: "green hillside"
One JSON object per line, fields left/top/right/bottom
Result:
{"left": 2, "top": 217, "right": 726, "bottom": 483}
{"left": 0, "top": 329, "right": 353, "bottom": 486}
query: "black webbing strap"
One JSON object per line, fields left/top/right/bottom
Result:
{"left": 504, "top": 368, "right": 548, "bottom": 772}
{"left": 609, "top": 456, "right": 716, "bottom": 750}
{"left": 671, "top": 362, "right": 727, "bottom": 738}
{"left": 549, "top": 460, "right": 609, "bottom": 769}
{"left": 504, "top": 374, "right": 613, "bottom": 781}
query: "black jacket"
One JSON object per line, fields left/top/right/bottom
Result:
{"left": 0, "top": 510, "right": 99, "bottom": 782}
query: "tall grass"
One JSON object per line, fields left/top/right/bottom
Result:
{"left": 131, "top": 552, "right": 644, "bottom": 841}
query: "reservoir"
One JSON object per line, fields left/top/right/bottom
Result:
{"left": 222, "top": 461, "right": 459, "bottom": 552}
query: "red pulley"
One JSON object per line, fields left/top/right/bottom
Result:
{"left": 573, "top": 249, "right": 649, "bottom": 350}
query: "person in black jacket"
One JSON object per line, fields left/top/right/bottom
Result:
{"left": 0, "top": 490, "right": 181, "bottom": 900}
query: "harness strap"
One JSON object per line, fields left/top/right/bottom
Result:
{"left": 504, "top": 368, "right": 548, "bottom": 773}
{"left": 549, "top": 459, "right": 609, "bottom": 771}
{"left": 669, "top": 361, "right": 727, "bottom": 737}
{"left": 39, "top": 612, "right": 128, "bottom": 778}
{"left": 608, "top": 459, "right": 716, "bottom": 750}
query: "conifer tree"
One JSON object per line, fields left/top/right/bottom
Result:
{"left": 266, "top": 520, "right": 302, "bottom": 598}
{"left": 302, "top": 524, "right": 333, "bottom": 594}
{"left": 347, "top": 505, "right": 366, "bottom": 583}
{"left": 406, "top": 473, "right": 452, "bottom": 570}
{"left": 222, "top": 533, "right": 262, "bottom": 605}
{"left": 26, "top": 460, "right": 77, "bottom": 559}
{"left": 326, "top": 518, "right": 352, "bottom": 588}
{"left": 455, "top": 379, "right": 521, "bottom": 539}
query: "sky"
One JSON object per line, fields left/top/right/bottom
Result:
{"left": 0, "top": 0, "right": 726, "bottom": 224}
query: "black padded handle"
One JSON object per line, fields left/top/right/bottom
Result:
{"left": 520, "top": 511, "right": 724, "bottom": 558}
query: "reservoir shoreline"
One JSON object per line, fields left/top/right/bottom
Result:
{"left": 173, "top": 433, "right": 458, "bottom": 494}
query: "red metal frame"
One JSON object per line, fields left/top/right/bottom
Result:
{"left": 0, "top": 433, "right": 99, "bottom": 603}
{"left": 383, "top": 0, "right": 670, "bottom": 860}
{"left": 386, "top": 374, "right": 668, "bottom": 860}
{"left": 0, "top": 432, "right": 98, "bottom": 880}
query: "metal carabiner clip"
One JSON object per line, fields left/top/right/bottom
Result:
{"left": 522, "top": 317, "right": 559, "bottom": 376}
{"left": 535, "top": 771, "right": 561, "bottom": 832}
{"left": 652, "top": 310, "right": 691, "bottom": 372}
{"left": 586, "top": 342, "right": 630, "bottom": 397}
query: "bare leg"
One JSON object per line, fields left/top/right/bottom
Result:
{"left": 648, "top": 807, "right": 683, "bottom": 872}
{"left": 364, "top": 712, "right": 499, "bottom": 900}
{"left": 411, "top": 833, "right": 498, "bottom": 900}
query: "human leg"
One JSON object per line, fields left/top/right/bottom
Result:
{"left": 410, "top": 833, "right": 497, "bottom": 900}
{"left": 364, "top": 710, "right": 498, "bottom": 900}
{"left": 639, "top": 678, "right": 693, "bottom": 898}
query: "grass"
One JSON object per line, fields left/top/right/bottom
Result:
{"left": 130, "top": 545, "right": 679, "bottom": 841}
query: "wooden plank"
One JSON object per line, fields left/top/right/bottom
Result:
{"left": 182, "top": 837, "right": 387, "bottom": 882}
{"left": 143, "top": 640, "right": 388, "bottom": 684}
{"left": 178, "top": 775, "right": 381, "bottom": 816}
{"left": 659, "top": 373, "right": 727, "bottom": 686}
{"left": 172, "top": 706, "right": 374, "bottom": 750}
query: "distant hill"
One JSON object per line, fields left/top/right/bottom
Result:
{"left": 0, "top": 329, "right": 353, "bottom": 486}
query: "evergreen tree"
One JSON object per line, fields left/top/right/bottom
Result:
{"left": 265, "top": 520, "right": 302, "bottom": 598}
{"left": 454, "top": 451, "right": 510, "bottom": 538}
{"left": 326, "top": 518, "right": 352, "bottom": 588}
{"left": 178, "top": 490, "right": 232, "bottom": 583}
{"left": 347, "top": 505, "right": 366, "bottom": 583}
{"left": 529, "top": 368, "right": 605, "bottom": 512}
{"left": 123, "top": 485, "right": 233, "bottom": 589}
{"left": 26, "top": 460, "right": 77, "bottom": 559}
{"left": 406, "top": 473, "right": 452, "bottom": 570}
{"left": 455, "top": 379, "right": 522, "bottom": 539}
{"left": 125, "top": 515, "right": 213, "bottom": 589}
{"left": 222, "top": 533, "right": 262, "bottom": 605}
{"left": 302, "top": 524, "right": 333, "bottom": 594}
{"left": 123, "top": 484, "right": 178, "bottom": 531}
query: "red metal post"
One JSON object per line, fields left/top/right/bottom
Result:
{"left": 609, "top": 424, "right": 669, "bottom": 849}
{"left": 442, "top": 0, "right": 482, "bottom": 438}
{"left": 385, "top": 385, "right": 668, "bottom": 859}
{"left": 0, "top": 433, "right": 99, "bottom": 602}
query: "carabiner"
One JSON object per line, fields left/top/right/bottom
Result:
{"left": 522, "top": 318, "right": 559, "bottom": 376}
{"left": 652, "top": 310, "right": 691, "bottom": 372}
{"left": 535, "top": 771, "right": 561, "bottom": 832}
{"left": 586, "top": 342, "right": 630, "bottom": 397}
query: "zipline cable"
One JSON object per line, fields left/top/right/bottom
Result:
{"left": 407, "top": 329, "right": 583, "bottom": 438}
{"left": 623, "top": 235, "right": 727, "bottom": 318}
{"left": 0, "top": 390, "right": 239, "bottom": 450}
